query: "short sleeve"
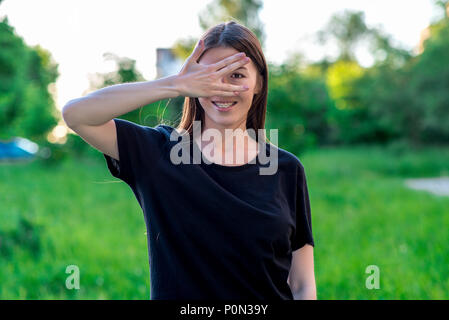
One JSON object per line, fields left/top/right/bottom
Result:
{"left": 291, "top": 164, "right": 315, "bottom": 251}
{"left": 103, "top": 118, "right": 166, "bottom": 186}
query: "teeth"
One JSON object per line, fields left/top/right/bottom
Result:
{"left": 213, "top": 102, "right": 236, "bottom": 108}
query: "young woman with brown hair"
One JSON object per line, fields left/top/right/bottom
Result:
{"left": 62, "top": 21, "right": 316, "bottom": 300}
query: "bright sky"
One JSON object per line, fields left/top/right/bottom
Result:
{"left": 0, "top": 0, "right": 441, "bottom": 111}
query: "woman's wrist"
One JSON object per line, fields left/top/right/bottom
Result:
{"left": 169, "top": 74, "right": 185, "bottom": 98}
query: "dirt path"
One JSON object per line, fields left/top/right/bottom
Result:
{"left": 404, "top": 177, "right": 449, "bottom": 196}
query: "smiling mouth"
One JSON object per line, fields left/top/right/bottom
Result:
{"left": 212, "top": 101, "right": 238, "bottom": 109}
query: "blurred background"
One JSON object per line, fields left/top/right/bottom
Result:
{"left": 1, "top": 0, "right": 448, "bottom": 299}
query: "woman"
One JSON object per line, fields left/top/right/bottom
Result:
{"left": 62, "top": 21, "right": 316, "bottom": 300}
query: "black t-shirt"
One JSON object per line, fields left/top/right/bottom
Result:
{"left": 103, "top": 118, "right": 314, "bottom": 300}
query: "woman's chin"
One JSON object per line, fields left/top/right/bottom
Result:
{"left": 205, "top": 113, "right": 238, "bottom": 126}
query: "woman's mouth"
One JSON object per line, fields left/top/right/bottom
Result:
{"left": 212, "top": 101, "right": 237, "bottom": 112}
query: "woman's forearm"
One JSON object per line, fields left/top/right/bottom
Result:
{"left": 62, "top": 75, "right": 180, "bottom": 128}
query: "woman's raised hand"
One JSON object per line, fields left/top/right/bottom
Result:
{"left": 174, "top": 39, "right": 251, "bottom": 98}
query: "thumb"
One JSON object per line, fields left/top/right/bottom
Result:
{"left": 191, "top": 39, "right": 205, "bottom": 62}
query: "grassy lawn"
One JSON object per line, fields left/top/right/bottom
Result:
{"left": 1, "top": 144, "right": 448, "bottom": 299}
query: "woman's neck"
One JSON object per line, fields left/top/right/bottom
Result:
{"left": 195, "top": 121, "right": 259, "bottom": 166}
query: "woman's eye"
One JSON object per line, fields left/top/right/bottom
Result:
{"left": 231, "top": 73, "right": 244, "bottom": 79}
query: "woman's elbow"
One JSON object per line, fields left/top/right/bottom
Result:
{"left": 291, "top": 285, "right": 317, "bottom": 300}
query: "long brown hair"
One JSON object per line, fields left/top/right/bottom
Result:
{"left": 176, "top": 20, "right": 269, "bottom": 143}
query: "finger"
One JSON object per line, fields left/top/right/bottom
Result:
{"left": 210, "top": 90, "right": 241, "bottom": 97}
{"left": 213, "top": 52, "right": 247, "bottom": 71}
{"left": 191, "top": 39, "right": 205, "bottom": 62}
{"left": 215, "top": 57, "right": 250, "bottom": 77}
{"left": 214, "top": 83, "right": 249, "bottom": 92}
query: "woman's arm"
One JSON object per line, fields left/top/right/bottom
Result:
{"left": 62, "top": 76, "right": 180, "bottom": 128}
{"left": 287, "top": 244, "right": 317, "bottom": 300}
{"left": 61, "top": 76, "right": 180, "bottom": 160}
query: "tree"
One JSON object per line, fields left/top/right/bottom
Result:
{"left": 198, "top": 0, "right": 265, "bottom": 49}
{"left": 407, "top": 18, "right": 449, "bottom": 143}
{"left": 173, "top": 0, "right": 266, "bottom": 61}
{"left": 267, "top": 57, "right": 334, "bottom": 151}
{"left": 317, "top": 10, "right": 369, "bottom": 62}
{"left": 0, "top": 17, "right": 59, "bottom": 142}
{"left": 317, "top": 9, "right": 412, "bottom": 68}
{"left": 433, "top": 0, "right": 448, "bottom": 20}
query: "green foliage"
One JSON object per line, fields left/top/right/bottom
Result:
{"left": 317, "top": 10, "right": 369, "bottom": 61}
{"left": 0, "top": 217, "right": 44, "bottom": 259}
{"left": 302, "top": 145, "right": 449, "bottom": 299}
{"left": 267, "top": 60, "right": 332, "bottom": 152}
{"left": 63, "top": 133, "right": 106, "bottom": 160}
{"left": 346, "top": 18, "right": 449, "bottom": 146}
{"left": 300, "top": 8, "right": 449, "bottom": 147}
{"left": 0, "top": 158, "right": 151, "bottom": 298}
{"left": 326, "top": 60, "right": 364, "bottom": 110}
{"left": 324, "top": 60, "right": 374, "bottom": 144}
{"left": 198, "top": 0, "right": 266, "bottom": 49}
{"left": 173, "top": 0, "right": 266, "bottom": 66}
{"left": 0, "top": 17, "right": 59, "bottom": 141}
{"left": 173, "top": 37, "right": 198, "bottom": 61}
{"left": 407, "top": 19, "right": 449, "bottom": 143}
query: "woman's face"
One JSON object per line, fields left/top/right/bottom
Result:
{"left": 197, "top": 46, "right": 261, "bottom": 129}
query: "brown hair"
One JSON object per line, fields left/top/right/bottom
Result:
{"left": 176, "top": 20, "right": 269, "bottom": 143}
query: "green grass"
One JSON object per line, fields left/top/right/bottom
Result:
{"left": 1, "top": 144, "right": 448, "bottom": 299}
{"left": 0, "top": 155, "right": 149, "bottom": 299}
{"left": 300, "top": 144, "right": 449, "bottom": 299}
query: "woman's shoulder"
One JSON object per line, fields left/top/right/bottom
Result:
{"left": 114, "top": 119, "right": 175, "bottom": 151}
{"left": 114, "top": 118, "right": 171, "bottom": 136}
{"left": 264, "top": 142, "right": 305, "bottom": 171}
{"left": 153, "top": 124, "right": 187, "bottom": 145}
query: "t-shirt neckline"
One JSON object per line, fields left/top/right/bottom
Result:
{"left": 191, "top": 137, "right": 264, "bottom": 172}
{"left": 159, "top": 124, "right": 267, "bottom": 172}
